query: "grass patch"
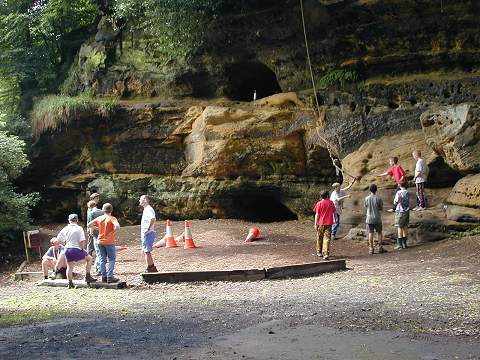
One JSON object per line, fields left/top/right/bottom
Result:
{"left": 0, "top": 308, "right": 65, "bottom": 327}
{"left": 31, "top": 95, "right": 119, "bottom": 138}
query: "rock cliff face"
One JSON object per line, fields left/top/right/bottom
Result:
{"left": 27, "top": 0, "right": 480, "bottom": 223}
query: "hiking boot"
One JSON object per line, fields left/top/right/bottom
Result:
{"left": 84, "top": 273, "right": 97, "bottom": 283}
{"left": 146, "top": 265, "right": 158, "bottom": 273}
{"left": 107, "top": 276, "right": 120, "bottom": 283}
{"left": 401, "top": 237, "right": 408, "bottom": 249}
{"left": 378, "top": 246, "right": 387, "bottom": 254}
{"left": 68, "top": 281, "right": 75, "bottom": 289}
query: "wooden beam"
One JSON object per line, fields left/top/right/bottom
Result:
{"left": 38, "top": 279, "right": 127, "bottom": 289}
{"left": 142, "top": 269, "right": 266, "bottom": 284}
{"left": 141, "top": 260, "right": 347, "bottom": 284}
{"left": 265, "top": 259, "right": 346, "bottom": 279}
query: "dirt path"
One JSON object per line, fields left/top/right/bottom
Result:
{"left": 1, "top": 220, "right": 479, "bottom": 359}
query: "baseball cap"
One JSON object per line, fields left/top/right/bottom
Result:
{"left": 68, "top": 213, "right": 79, "bottom": 221}
{"left": 89, "top": 192, "right": 100, "bottom": 200}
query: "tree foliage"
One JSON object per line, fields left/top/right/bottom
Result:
{"left": 0, "top": 114, "right": 39, "bottom": 238}
{"left": 0, "top": 0, "right": 98, "bottom": 136}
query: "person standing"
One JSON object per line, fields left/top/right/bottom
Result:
{"left": 330, "top": 178, "right": 355, "bottom": 239}
{"left": 139, "top": 195, "right": 158, "bottom": 273}
{"left": 412, "top": 150, "right": 428, "bottom": 211}
{"left": 394, "top": 180, "right": 410, "bottom": 250}
{"left": 57, "top": 214, "right": 96, "bottom": 288}
{"left": 313, "top": 190, "right": 337, "bottom": 260}
{"left": 86, "top": 200, "right": 104, "bottom": 275}
{"left": 377, "top": 157, "right": 406, "bottom": 212}
{"left": 364, "top": 184, "right": 385, "bottom": 255}
{"left": 87, "top": 203, "right": 120, "bottom": 283}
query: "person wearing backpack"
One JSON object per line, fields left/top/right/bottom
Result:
{"left": 393, "top": 179, "right": 410, "bottom": 250}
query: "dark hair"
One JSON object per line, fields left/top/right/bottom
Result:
{"left": 399, "top": 179, "right": 408, "bottom": 188}
{"left": 369, "top": 184, "right": 378, "bottom": 193}
{"left": 321, "top": 190, "right": 329, "bottom": 199}
{"left": 390, "top": 156, "right": 399, "bottom": 164}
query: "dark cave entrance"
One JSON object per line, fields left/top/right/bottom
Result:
{"left": 225, "top": 62, "right": 282, "bottom": 101}
{"left": 229, "top": 194, "right": 298, "bottom": 222}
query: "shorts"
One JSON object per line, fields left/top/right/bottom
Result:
{"left": 87, "top": 233, "right": 98, "bottom": 256}
{"left": 395, "top": 211, "right": 410, "bottom": 228}
{"left": 64, "top": 248, "right": 88, "bottom": 263}
{"left": 142, "top": 230, "right": 156, "bottom": 253}
{"left": 366, "top": 223, "right": 382, "bottom": 233}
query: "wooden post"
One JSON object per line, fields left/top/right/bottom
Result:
{"left": 22, "top": 231, "right": 31, "bottom": 264}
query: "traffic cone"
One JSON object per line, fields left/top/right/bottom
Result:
{"left": 115, "top": 245, "right": 127, "bottom": 252}
{"left": 183, "top": 220, "right": 197, "bottom": 249}
{"left": 244, "top": 227, "right": 260, "bottom": 244}
{"left": 175, "top": 232, "right": 185, "bottom": 242}
{"left": 165, "top": 220, "right": 177, "bottom": 248}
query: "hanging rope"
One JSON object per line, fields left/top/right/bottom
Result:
{"left": 299, "top": 0, "right": 357, "bottom": 180}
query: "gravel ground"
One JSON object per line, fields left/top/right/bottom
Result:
{"left": 0, "top": 220, "right": 479, "bottom": 359}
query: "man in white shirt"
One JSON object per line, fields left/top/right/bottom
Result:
{"left": 330, "top": 178, "right": 355, "bottom": 239}
{"left": 139, "top": 195, "right": 158, "bottom": 273}
{"left": 412, "top": 150, "right": 428, "bottom": 210}
{"left": 57, "top": 214, "right": 96, "bottom": 288}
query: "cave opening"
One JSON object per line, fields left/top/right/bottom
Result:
{"left": 225, "top": 61, "right": 282, "bottom": 101}
{"left": 229, "top": 194, "right": 298, "bottom": 222}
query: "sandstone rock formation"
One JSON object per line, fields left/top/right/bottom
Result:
{"left": 446, "top": 174, "right": 480, "bottom": 223}
{"left": 420, "top": 103, "right": 480, "bottom": 173}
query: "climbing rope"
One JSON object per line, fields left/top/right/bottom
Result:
{"left": 299, "top": 0, "right": 357, "bottom": 181}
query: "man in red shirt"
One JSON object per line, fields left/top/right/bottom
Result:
{"left": 87, "top": 203, "right": 120, "bottom": 283}
{"left": 377, "top": 156, "right": 407, "bottom": 212}
{"left": 313, "top": 190, "right": 336, "bottom": 260}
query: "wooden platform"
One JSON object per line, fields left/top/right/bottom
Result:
{"left": 142, "top": 259, "right": 346, "bottom": 284}
{"left": 38, "top": 279, "right": 127, "bottom": 289}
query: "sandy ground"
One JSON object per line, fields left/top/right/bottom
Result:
{"left": 1, "top": 217, "right": 479, "bottom": 359}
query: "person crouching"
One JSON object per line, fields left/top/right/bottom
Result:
{"left": 57, "top": 214, "right": 96, "bottom": 288}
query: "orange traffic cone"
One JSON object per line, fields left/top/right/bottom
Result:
{"left": 115, "top": 245, "right": 127, "bottom": 252}
{"left": 175, "top": 232, "right": 185, "bottom": 242}
{"left": 165, "top": 220, "right": 177, "bottom": 248}
{"left": 183, "top": 220, "right": 197, "bottom": 249}
{"left": 244, "top": 227, "right": 260, "bottom": 244}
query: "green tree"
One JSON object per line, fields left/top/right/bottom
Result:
{"left": 0, "top": 114, "right": 38, "bottom": 244}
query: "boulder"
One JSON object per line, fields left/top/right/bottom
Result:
{"left": 420, "top": 103, "right": 480, "bottom": 173}
{"left": 446, "top": 174, "right": 480, "bottom": 222}
{"left": 182, "top": 106, "right": 308, "bottom": 179}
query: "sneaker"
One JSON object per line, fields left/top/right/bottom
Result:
{"left": 387, "top": 209, "right": 395, "bottom": 213}
{"left": 378, "top": 247, "right": 387, "bottom": 254}
{"left": 316, "top": 252, "right": 322, "bottom": 257}
{"left": 107, "top": 276, "right": 120, "bottom": 283}
{"left": 68, "top": 281, "right": 75, "bottom": 289}
{"left": 412, "top": 206, "right": 420, "bottom": 211}
{"left": 417, "top": 207, "right": 425, "bottom": 211}
{"left": 323, "top": 255, "right": 329, "bottom": 260}
{"left": 84, "top": 273, "right": 97, "bottom": 283}
{"left": 101, "top": 277, "right": 108, "bottom": 283}
{"left": 146, "top": 265, "right": 158, "bottom": 273}
{"left": 368, "top": 247, "right": 374, "bottom": 255}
